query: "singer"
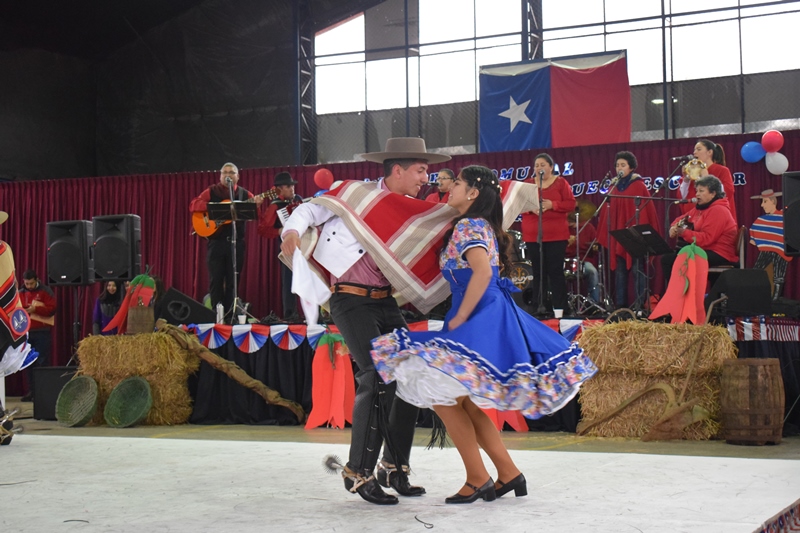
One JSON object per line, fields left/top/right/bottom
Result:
{"left": 678, "top": 139, "right": 737, "bottom": 223}
{"left": 596, "top": 151, "right": 660, "bottom": 309}
{"left": 189, "top": 162, "right": 266, "bottom": 318}
{"left": 522, "top": 153, "right": 576, "bottom": 314}
{"left": 425, "top": 168, "right": 455, "bottom": 203}
{"left": 661, "top": 175, "right": 738, "bottom": 286}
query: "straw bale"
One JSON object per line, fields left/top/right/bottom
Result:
{"left": 579, "top": 373, "right": 722, "bottom": 440}
{"left": 579, "top": 321, "right": 736, "bottom": 376}
{"left": 76, "top": 333, "right": 200, "bottom": 426}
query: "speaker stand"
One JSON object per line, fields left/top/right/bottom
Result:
{"left": 66, "top": 286, "right": 83, "bottom": 367}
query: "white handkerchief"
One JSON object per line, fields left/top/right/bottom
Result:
{"left": 291, "top": 248, "right": 330, "bottom": 326}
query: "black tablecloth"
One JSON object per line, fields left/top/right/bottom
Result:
{"left": 190, "top": 340, "right": 314, "bottom": 425}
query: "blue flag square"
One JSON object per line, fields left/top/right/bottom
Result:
{"left": 479, "top": 66, "right": 551, "bottom": 153}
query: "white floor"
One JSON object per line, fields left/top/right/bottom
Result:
{"left": 2, "top": 435, "right": 799, "bottom": 533}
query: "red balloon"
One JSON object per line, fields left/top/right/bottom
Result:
{"left": 314, "top": 168, "right": 334, "bottom": 190}
{"left": 761, "top": 130, "right": 784, "bottom": 153}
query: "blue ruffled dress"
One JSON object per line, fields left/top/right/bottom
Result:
{"left": 370, "top": 218, "right": 597, "bottom": 419}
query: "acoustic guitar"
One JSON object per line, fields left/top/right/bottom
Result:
{"left": 192, "top": 188, "right": 279, "bottom": 238}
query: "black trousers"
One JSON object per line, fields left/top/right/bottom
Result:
{"left": 207, "top": 237, "right": 245, "bottom": 318}
{"left": 525, "top": 240, "right": 569, "bottom": 311}
{"left": 329, "top": 292, "right": 418, "bottom": 473}
{"left": 279, "top": 262, "right": 297, "bottom": 317}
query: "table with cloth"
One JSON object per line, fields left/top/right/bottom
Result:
{"left": 186, "top": 319, "right": 599, "bottom": 429}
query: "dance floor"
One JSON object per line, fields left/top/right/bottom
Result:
{"left": 3, "top": 428, "right": 799, "bottom": 533}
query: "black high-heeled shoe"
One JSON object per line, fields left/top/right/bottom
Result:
{"left": 445, "top": 478, "right": 497, "bottom": 504}
{"left": 495, "top": 473, "right": 527, "bottom": 497}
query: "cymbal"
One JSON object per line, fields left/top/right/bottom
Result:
{"left": 576, "top": 199, "right": 597, "bottom": 221}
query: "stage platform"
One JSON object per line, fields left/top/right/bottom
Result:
{"left": 3, "top": 401, "right": 799, "bottom": 533}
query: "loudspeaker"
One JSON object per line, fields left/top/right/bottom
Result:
{"left": 46, "top": 220, "right": 94, "bottom": 285}
{"left": 158, "top": 288, "right": 215, "bottom": 325}
{"left": 783, "top": 171, "right": 800, "bottom": 256}
{"left": 32, "top": 366, "right": 77, "bottom": 420}
{"left": 707, "top": 269, "right": 772, "bottom": 317}
{"left": 92, "top": 214, "right": 141, "bottom": 280}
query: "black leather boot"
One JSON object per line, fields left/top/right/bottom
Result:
{"left": 342, "top": 467, "right": 399, "bottom": 505}
{"left": 376, "top": 461, "right": 426, "bottom": 496}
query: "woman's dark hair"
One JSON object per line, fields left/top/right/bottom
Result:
{"left": 534, "top": 153, "right": 554, "bottom": 168}
{"left": 442, "top": 165, "right": 513, "bottom": 275}
{"left": 696, "top": 175, "right": 725, "bottom": 198}
{"left": 614, "top": 151, "right": 638, "bottom": 171}
{"left": 698, "top": 139, "right": 726, "bottom": 166}
{"left": 99, "top": 280, "right": 122, "bottom": 304}
{"left": 437, "top": 168, "right": 455, "bottom": 180}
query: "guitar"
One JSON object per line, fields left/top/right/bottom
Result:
{"left": 192, "top": 188, "right": 279, "bottom": 238}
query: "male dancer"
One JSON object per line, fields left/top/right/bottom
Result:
{"left": 281, "top": 138, "right": 451, "bottom": 505}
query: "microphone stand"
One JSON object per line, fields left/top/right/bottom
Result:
{"left": 593, "top": 175, "right": 618, "bottom": 311}
{"left": 535, "top": 171, "right": 547, "bottom": 317}
{"left": 226, "top": 177, "right": 240, "bottom": 325}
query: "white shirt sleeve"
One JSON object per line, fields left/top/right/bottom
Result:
{"left": 281, "top": 202, "right": 336, "bottom": 239}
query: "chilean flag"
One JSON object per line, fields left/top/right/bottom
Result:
{"left": 479, "top": 51, "right": 631, "bottom": 152}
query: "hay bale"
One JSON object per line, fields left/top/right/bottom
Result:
{"left": 577, "top": 321, "right": 737, "bottom": 440}
{"left": 76, "top": 333, "right": 200, "bottom": 426}
{"left": 579, "top": 373, "right": 722, "bottom": 440}
{"left": 579, "top": 322, "right": 736, "bottom": 376}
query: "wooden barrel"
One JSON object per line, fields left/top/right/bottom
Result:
{"left": 126, "top": 305, "right": 154, "bottom": 335}
{"left": 720, "top": 358, "right": 785, "bottom": 445}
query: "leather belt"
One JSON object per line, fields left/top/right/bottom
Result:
{"left": 330, "top": 283, "right": 392, "bottom": 299}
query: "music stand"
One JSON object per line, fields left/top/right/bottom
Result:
{"left": 207, "top": 201, "right": 258, "bottom": 223}
{"left": 610, "top": 224, "right": 671, "bottom": 313}
{"left": 206, "top": 201, "right": 258, "bottom": 323}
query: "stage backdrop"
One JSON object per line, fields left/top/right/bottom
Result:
{"left": 1, "top": 130, "right": 797, "bottom": 394}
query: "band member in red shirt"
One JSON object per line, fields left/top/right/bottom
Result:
{"left": 425, "top": 168, "right": 454, "bottom": 203}
{"left": 677, "top": 139, "right": 737, "bottom": 224}
{"left": 521, "top": 153, "right": 576, "bottom": 313}
{"left": 258, "top": 172, "right": 303, "bottom": 321}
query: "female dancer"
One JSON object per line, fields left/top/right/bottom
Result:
{"left": 521, "top": 153, "right": 576, "bottom": 314}
{"left": 678, "top": 139, "right": 737, "bottom": 224}
{"left": 597, "top": 151, "right": 659, "bottom": 309}
{"left": 371, "top": 165, "right": 597, "bottom": 504}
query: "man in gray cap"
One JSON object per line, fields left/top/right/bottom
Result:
{"left": 281, "top": 137, "right": 450, "bottom": 505}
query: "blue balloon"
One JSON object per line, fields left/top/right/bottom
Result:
{"left": 313, "top": 189, "right": 328, "bottom": 197}
{"left": 740, "top": 141, "right": 766, "bottom": 163}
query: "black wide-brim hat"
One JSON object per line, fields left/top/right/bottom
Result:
{"left": 274, "top": 172, "right": 298, "bottom": 186}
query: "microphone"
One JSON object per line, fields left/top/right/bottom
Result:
{"left": 673, "top": 198, "right": 697, "bottom": 205}
{"left": 670, "top": 154, "right": 693, "bottom": 161}
{"left": 225, "top": 176, "right": 233, "bottom": 184}
{"left": 617, "top": 171, "right": 625, "bottom": 179}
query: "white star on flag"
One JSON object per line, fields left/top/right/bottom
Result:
{"left": 498, "top": 96, "right": 532, "bottom": 132}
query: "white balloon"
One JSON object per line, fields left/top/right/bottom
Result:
{"left": 765, "top": 152, "right": 789, "bottom": 175}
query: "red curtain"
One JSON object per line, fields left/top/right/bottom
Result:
{"left": 1, "top": 130, "right": 798, "bottom": 394}
{"left": 550, "top": 57, "right": 631, "bottom": 148}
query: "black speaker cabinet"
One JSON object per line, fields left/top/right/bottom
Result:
{"left": 707, "top": 269, "right": 772, "bottom": 317}
{"left": 158, "top": 287, "right": 216, "bottom": 325}
{"left": 46, "top": 220, "right": 94, "bottom": 286}
{"left": 32, "top": 366, "right": 77, "bottom": 421}
{"left": 783, "top": 171, "right": 800, "bottom": 256}
{"left": 92, "top": 214, "right": 142, "bottom": 281}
